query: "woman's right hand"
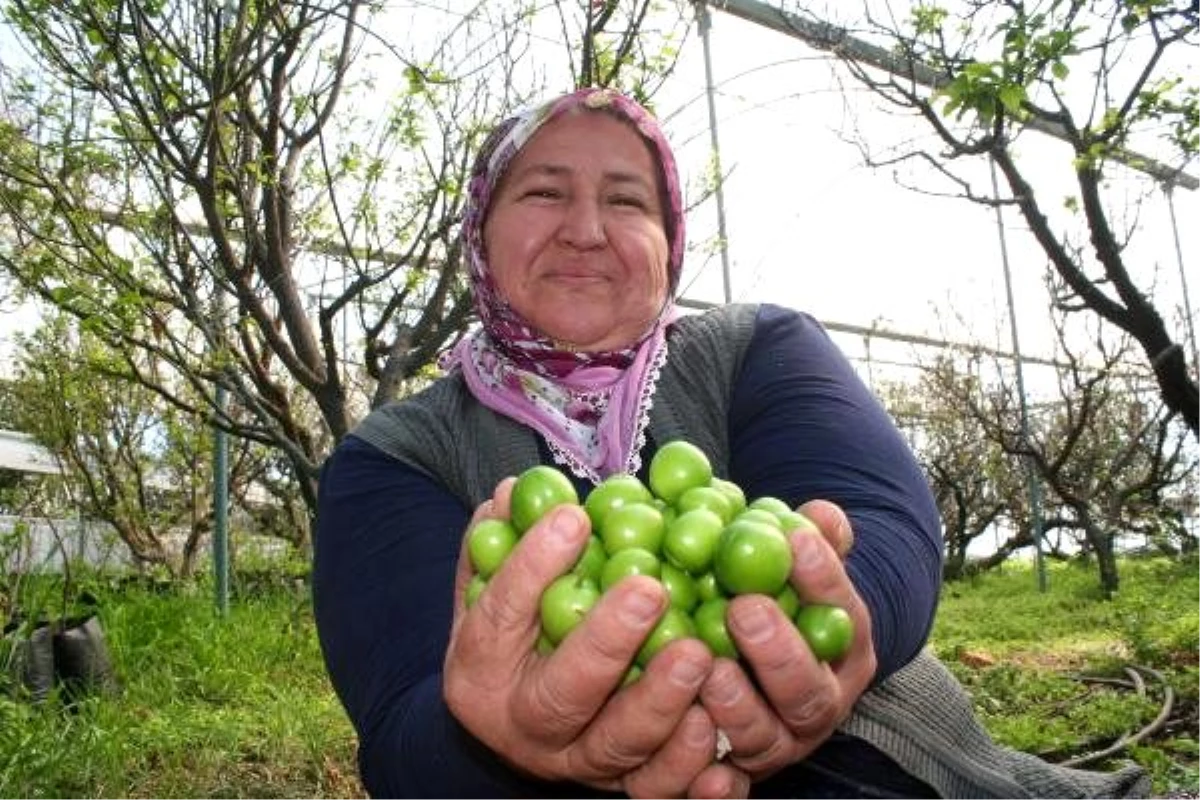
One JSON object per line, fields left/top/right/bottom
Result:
{"left": 443, "top": 478, "right": 749, "bottom": 798}
{"left": 698, "top": 500, "right": 876, "bottom": 783}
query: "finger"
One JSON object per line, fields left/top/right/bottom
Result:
{"left": 688, "top": 762, "right": 752, "bottom": 799}
{"left": 523, "top": 576, "right": 670, "bottom": 742}
{"left": 788, "top": 531, "right": 877, "bottom": 685}
{"left": 576, "top": 638, "right": 715, "bottom": 782}
{"left": 467, "top": 504, "right": 591, "bottom": 656}
{"left": 466, "top": 476, "right": 517, "bottom": 534}
{"left": 541, "top": 574, "right": 668, "bottom": 689}
{"left": 491, "top": 475, "right": 517, "bottom": 520}
{"left": 788, "top": 526, "right": 855, "bottom": 608}
{"left": 796, "top": 499, "right": 853, "bottom": 558}
{"left": 453, "top": 529, "right": 474, "bottom": 616}
{"left": 699, "top": 656, "right": 795, "bottom": 776}
{"left": 730, "top": 593, "right": 842, "bottom": 745}
{"left": 621, "top": 704, "right": 716, "bottom": 798}
{"left": 454, "top": 477, "right": 519, "bottom": 615}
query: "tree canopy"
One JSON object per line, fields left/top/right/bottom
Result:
{"left": 0, "top": 0, "right": 689, "bottom": 525}
{"left": 786, "top": 0, "right": 1198, "bottom": 433}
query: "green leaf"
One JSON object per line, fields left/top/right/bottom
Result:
{"left": 49, "top": 285, "right": 82, "bottom": 305}
{"left": 998, "top": 84, "right": 1027, "bottom": 116}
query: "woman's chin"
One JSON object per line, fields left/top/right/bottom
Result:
{"left": 526, "top": 302, "right": 660, "bottom": 352}
{"left": 537, "top": 320, "right": 626, "bottom": 352}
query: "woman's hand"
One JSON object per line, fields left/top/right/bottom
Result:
{"left": 444, "top": 478, "right": 749, "bottom": 797}
{"left": 698, "top": 499, "right": 876, "bottom": 781}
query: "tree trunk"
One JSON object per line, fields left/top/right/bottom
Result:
{"left": 943, "top": 548, "right": 967, "bottom": 580}
{"left": 1082, "top": 518, "right": 1120, "bottom": 599}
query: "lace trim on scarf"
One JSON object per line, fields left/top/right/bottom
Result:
{"left": 547, "top": 336, "right": 671, "bottom": 484}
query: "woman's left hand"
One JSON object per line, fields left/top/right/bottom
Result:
{"left": 697, "top": 500, "right": 876, "bottom": 780}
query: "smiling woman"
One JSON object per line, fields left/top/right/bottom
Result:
{"left": 312, "top": 86, "right": 1151, "bottom": 800}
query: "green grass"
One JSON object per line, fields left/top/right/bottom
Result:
{"left": 0, "top": 574, "right": 363, "bottom": 798}
{"left": 930, "top": 555, "right": 1199, "bottom": 796}
{"left": 0, "top": 554, "right": 1196, "bottom": 797}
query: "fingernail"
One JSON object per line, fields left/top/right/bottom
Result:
{"left": 794, "top": 531, "right": 823, "bottom": 569}
{"left": 670, "top": 656, "right": 706, "bottom": 689}
{"left": 548, "top": 506, "right": 583, "bottom": 546}
{"left": 618, "top": 585, "right": 663, "bottom": 626}
{"left": 836, "top": 517, "right": 854, "bottom": 556}
{"left": 705, "top": 672, "right": 742, "bottom": 705}
{"left": 730, "top": 599, "right": 775, "bottom": 644}
{"left": 684, "top": 714, "right": 711, "bottom": 746}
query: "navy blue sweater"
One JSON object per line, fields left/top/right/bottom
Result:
{"left": 313, "top": 304, "right": 943, "bottom": 797}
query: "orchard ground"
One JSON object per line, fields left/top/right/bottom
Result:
{"left": 0, "top": 553, "right": 1195, "bottom": 797}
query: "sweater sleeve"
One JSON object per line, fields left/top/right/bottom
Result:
{"left": 727, "top": 304, "right": 943, "bottom": 679}
{"left": 312, "top": 435, "right": 597, "bottom": 798}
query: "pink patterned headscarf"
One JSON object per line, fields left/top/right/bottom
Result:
{"left": 440, "top": 88, "right": 686, "bottom": 483}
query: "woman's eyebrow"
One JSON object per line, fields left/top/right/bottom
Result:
{"left": 512, "top": 163, "right": 568, "bottom": 179}
{"left": 508, "top": 162, "right": 653, "bottom": 189}
{"left": 604, "top": 171, "right": 654, "bottom": 189}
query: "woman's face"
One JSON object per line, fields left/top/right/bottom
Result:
{"left": 483, "top": 111, "right": 671, "bottom": 352}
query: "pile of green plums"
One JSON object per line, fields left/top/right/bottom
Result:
{"left": 466, "top": 440, "right": 855, "bottom": 677}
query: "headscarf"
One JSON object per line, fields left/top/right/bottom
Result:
{"left": 440, "top": 87, "right": 686, "bottom": 483}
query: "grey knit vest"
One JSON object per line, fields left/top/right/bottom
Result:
{"left": 353, "top": 303, "right": 1149, "bottom": 799}
{"left": 355, "top": 304, "right": 755, "bottom": 508}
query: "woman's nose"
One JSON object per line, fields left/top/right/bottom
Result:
{"left": 557, "top": 197, "right": 605, "bottom": 249}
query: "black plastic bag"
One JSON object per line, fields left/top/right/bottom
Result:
{"left": 3, "top": 610, "right": 119, "bottom": 704}
{"left": 5, "top": 620, "right": 56, "bottom": 703}
{"left": 52, "top": 613, "right": 120, "bottom": 702}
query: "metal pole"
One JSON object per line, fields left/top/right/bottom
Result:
{"left": 695, "top": 1, "right": 733, "bottom": 303}
{"left": 990, "top": 159, "right": 1047, "bottom": 592}
{"left": 1164, "top": 186, "right": 1199, "bottom": 376}
{"left": 706, "top": 0, "right": 1197, "bottom": 191}
{"left": 210, "top": 0, "right": 235, "bottom": 619}
{"left": 213, "top": 306, "right": 230, "bottom": 617}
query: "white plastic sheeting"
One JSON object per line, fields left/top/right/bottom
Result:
{"left": 0, "top": 430, "right": 64, "bottom": 476}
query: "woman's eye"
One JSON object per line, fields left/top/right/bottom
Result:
{"left": 522, "top": 187, "right": 561, "bottom": 199}
{"left": 609, "top": 194, "right": 646, "bottom": 208}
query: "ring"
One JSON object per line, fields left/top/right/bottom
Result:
{"left": 715, "top": 729, "right": 732, "bottom": 761}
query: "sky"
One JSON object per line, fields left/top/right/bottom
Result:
{"left": 649, "top": 6, "right": 1199, "bottom": 391}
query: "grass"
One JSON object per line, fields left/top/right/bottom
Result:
{"left": 929, "top": 555, "right": 1199, "bottom": 796}
{"left": 0, "top": 554, "right": 1196, "bottom": 797}
{"left": 1, "top": 572, "right": 364, "bottom": 798}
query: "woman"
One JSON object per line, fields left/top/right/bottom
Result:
{"left": 313, "top": 88, "right": 1148, "bottom": 799}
